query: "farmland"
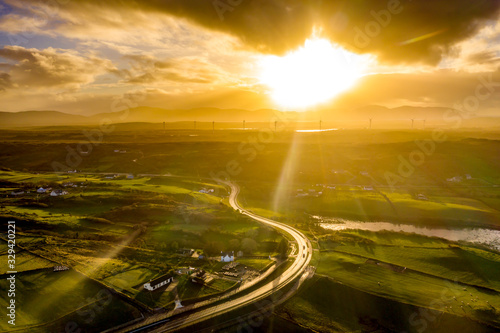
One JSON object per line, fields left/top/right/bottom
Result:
{"left": 1, "top": 127, "right": 500, "bottom": 332}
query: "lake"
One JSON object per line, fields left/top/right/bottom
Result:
{"left": 317, "top": 217, "right": 500, "bottom": 251}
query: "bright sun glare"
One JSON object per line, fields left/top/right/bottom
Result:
{"left": 259, "top": 38, "right": 371, "bottom": 109}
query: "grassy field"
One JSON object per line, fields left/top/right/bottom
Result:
{"left": 277, "top": 275, "right": 498, "bottom": 333}
{"left": 0, "top": 269, "right": 141, "bottom": 332}
{"left": 1, "top": 128, "right": 500, "bottom": 331}
{"left": 0, "top": 169, "right": 283, "bottom": 313}
{"left": 0, "top": 249, "right": 55, "bottom": 274}
{"left": 312, "top": 230, "right": 500, "bottom": 330}
{"left": 240, "top": 184, "right": 500, "bottom": 229}
{"left": 237, "top": 258, "right": 273, "bottom": 271}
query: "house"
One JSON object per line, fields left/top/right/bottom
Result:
{"left": 446, "top": 176, "right": 462, "bottom": 183}
{"left": 191, "top": 270, "right": 213, "bottom": 284}
{"left": 416, "top": 194, "right": 428, "bottom": 201}
{"left": 10, "top": 190, "right": 24, "bottom": 196}
{"left": 237, "top": 250, "right": 244, "bottom": 257}
{"left": 126, "top": 174, "right": 134, "bottom": 179}
{"left": 465, "top": 174, "right": 472, "bottom": 180}
{"left": 363, "top": 186, "right": 374, "bottom": 191}
{"left": 177, "top": 248, "right": 195, "bottom": 257}
{"left": 50, "top": 190, "right": 68, "bottom": 197}
{"left": 37, "top": 187, "right": 47, "bottom": 193}
{"left": 221, "top": 251, "right": 234, "bottom": 262}
{"left": 360, "top": 171, "right": 369, "bottom": 176}
{"left": 53, "top": 265, "right": 69, "bottom": 272}
{"left": 144, "top": 274, "right": 174, "bottom": 291}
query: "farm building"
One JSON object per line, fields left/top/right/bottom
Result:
{"left": 50, "top": 190, "right": 68, "bottom": 196}
{"left": 221, "top": 251, "right": 234, "bottom": 262}
{"left": 144, "top": 274, "right": 174, "bottom": 291}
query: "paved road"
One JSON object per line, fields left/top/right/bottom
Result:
{"left": 127, "top": 182, "right": 312, "bottom": 332}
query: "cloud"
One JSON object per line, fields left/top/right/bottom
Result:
{"left": 0, "top": 45, "right": 116, "bottom": 90}
{"left": 114, "top": 54, "right": 228, "bottom": 85}
{"left": 0, "top": 72, "right": 12, "bottom": 91}
{"left": 466, "top": 51, "right": 500, "bottom": 65}
{"left": 2, "top": 0, "right": 500, "bottom": 65}
{"left": 330, "top": 69, "right": 500, "bottom": 111}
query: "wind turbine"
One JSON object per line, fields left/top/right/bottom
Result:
{"left": 411, "top": 119, "right": 414, "bottom": 129}
{"left": 369, "top": 118, "right": 372, "bottom": 130}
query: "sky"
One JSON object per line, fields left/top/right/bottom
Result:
{"left": 0, "top": 0, "right": 500, "bottom": 115}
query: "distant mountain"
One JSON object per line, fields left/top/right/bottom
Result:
{"left": 0, "top": 106, "right": 498, "bottom": 128}
{"left": 334, "top": 105, "right": 458, "bottom": 120}
{"left": 89, "top": 107, "right": 299, "bottom": 123}
{"left": 0, "top": 110, "right": 91, "bottom": 127}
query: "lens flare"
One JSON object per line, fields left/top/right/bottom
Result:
{"left": 259, "top": 37, "right": 371, "bottom": 109}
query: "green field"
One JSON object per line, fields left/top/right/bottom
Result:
{"left": 0, "top": 169, "right": 283, "bottom": 312}
{"left": 0, "top": 270, "right": 141, "bottom": 332}
{"left": 1, "top": 128, "right": 500, "bottom": 332}
{"left": 277, "top": 275, "right": 498, "bottom": 333}
{"left": 313, "top": 230, "right": 500, "bottom": 329}
{"left": 0, "top": 249, "right": 55, "bottom": 274}
{"left": 237, "top": 258, "right": 273, "bottom": 271}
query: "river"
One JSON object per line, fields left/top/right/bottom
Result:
{"left": 317, "top": 217, "right": 500, "bottom": 251}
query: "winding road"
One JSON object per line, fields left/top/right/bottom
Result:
{"left": 123, "top": 182, "right": 312, "bottom": 332}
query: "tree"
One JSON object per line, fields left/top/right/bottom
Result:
{"left": 170, "top": 241, "right": 179, "bottom": 252}
{"left": 241, "top": 238, "right": 257, "bottom": 254}
{"left": 277, "top": 238, "right": 288, "bottom": 258}
{"left": 245, "top": 228, "right": 258, "bottom": 239}
{"left": 229, "top": 239, "right": 240, "bottom": 251}
{"left": 204, "top": 241, "right": 222, "bottom": 257}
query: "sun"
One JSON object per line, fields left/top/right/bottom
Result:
{"left": 258, "top": 37, "right": 371, "bottom": 109}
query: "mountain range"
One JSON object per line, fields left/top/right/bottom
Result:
{"left": 0, "top": 106, "right": 498, "bottom": 128}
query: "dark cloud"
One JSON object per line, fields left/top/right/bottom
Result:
{"left": 7, "top": 0, "right": 499, "bottom": 64}
{"left": 0, "top": 45, "right": 115, "bottom": 89}
{"left": 118, "top": 55, "right": 220, "bottom": 84}
{"left": 466, "top": 51, "right": 500, "bottom": 65}
{"left": 0, "top": 72, "right": 12, "bottom": 91}
{"left": 319, "top": 0, "right": 500, "bottom": 64}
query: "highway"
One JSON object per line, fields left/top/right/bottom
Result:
{"left": 125, "top": 182, "right": 312, "bottom": 332}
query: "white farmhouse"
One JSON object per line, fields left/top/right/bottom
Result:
{"left": 221, "top": 251, "right": 234, "bottom": 262}
{"left": 50, "top": 190, "right": 68, "bottom": 197}
{"left": 144, "top": 274, "right": 174, "bottom": 291}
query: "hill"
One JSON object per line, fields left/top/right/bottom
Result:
{"left": 1, "top": 106, "right": 499, "bottom": 128}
